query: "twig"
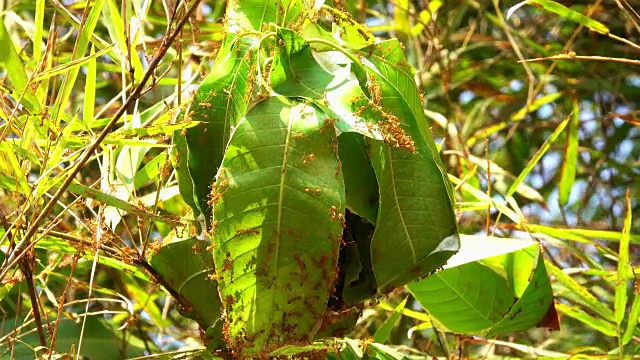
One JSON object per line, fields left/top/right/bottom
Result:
{"left": 518, "top": 54, "right": 640, "bottom": 66}
{"left": 0, "top": 210, "right": 48, "bottom": 348}
{"left": 47, "top": 252, "right": 81, "bottom": 359}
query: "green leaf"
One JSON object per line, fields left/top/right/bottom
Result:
{"left": 407, "top": 235, "right": 555, "bottom": 336}
{"left": 411, "top": 0, "right": 443, "bottom": 36}
{"left": 393, "top": 0, "right": 410, "bottom": 36}
{"left": 185, "top": 35, "right": 258, "bottom": 224}
{"left": 340, "top": 211, "right": 377, "bottom": 305}
{"left": 270, "top": 28, "right": 336, "bottom": 99}
{"left": 31, "top": 45, "right": 113, "bottom": 82}
{"left": 545, "top": 259, "right": 615, "bottom": 322}
{"left": 111, "top": 121, "right": 201, "bottom": 140}
{"left": 556, "top": 303, "right": 617, "bottom": 337}
{"left": 133, "top": 151, "right": 166, "bottom": 190}
{"left": 33, "top": 236, "right": 151, "bottom": 283}
{"left": 66, "top": 182, "right": 173, "bottom": 225}
{"left": 506, "top": 112, "right": 571, "bottom": 198}
{"left": 615, "top": 190, "right": 632, "bottom": 329}
{"left": 358, "top": 40, "right": 459, "bottom": 291}
{"left": 338, "top": 133, "right": 378, "bottom": 223}
{"left": 369, "top": 342, "right": 413, "bottom": 360}
{"left": 529, "top": 0, "right": 610, "bottom": 35}
{"left": 52, "top": 0, "right": 106, "bottom": 124}
{"left": 83, "top": 45, "right": 97, "bottom": 126}
{"left": 100, "top": 0, "right": 144, "bottom": 82}
{"left": 268, "top": 343, "right": 326, "bottom": 357}
{"left": 226, "top": 0, "right": 304, "bottom": 33}
{"left": 509, "top": 92, "right": 563, "bottom": 122}
{"left": 320, "top": 6, "right": 375, "bottom": 49}
{"left": 373, "top": 297, "right": 407, "bottom": 344}
{"left": 171, "top": 128, "right": 200, "bottom": 217}
{"left": 466, "top": 154, "right": 545, "bottom": 204}
{"left": 359, "top": 40, "right": 456, "bottom": 204}
{"left": 149, "top": 235, "right": 222, "bottom": 331}
{"left": 0, "top": 18, "right": 41, "bottom": 113}
{"left": 622, "top": 288, "right": 640, "bottom": 345}
{"left": 271, "top": 35, "right": 380, "bottom": 140}
{"left": 211, "top": 97, "right": 345, "bottom": 357}
{"left": 558, "top": 98, "right": 580, "bottom": 206}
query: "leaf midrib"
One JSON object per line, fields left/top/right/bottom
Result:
{"left": 386, "top": 148, "right": 416, "bottom": 263}
{"left": 270, "top": 103, "right": 295, "bottom": 315}
{"left": 222, "top": 43, "right": 254, "bottom": 150}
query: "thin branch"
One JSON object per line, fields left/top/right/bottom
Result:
{"left": 518, "top": 54, "right": 640, "bottom": 66}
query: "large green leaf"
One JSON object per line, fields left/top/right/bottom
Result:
{"left": 270, "top": 28, "right": 336, "bottom": 99}
{"left": 360, "top": 40, "right": 454, "bottom": 203}
{"left": 211, "top": 97, "right": 345, "bottom": 357}
{"left": 185, "top": 35, "right": 258, "bottom": 225}
{"left": 407, "top": 235, "right": 556, "bottom": 336}
{"left": 338, "top": 133, "right": 378, "bottom": 223}
{"left": 226, "top": 0, "right": 304, "bottom": 33}
{"left": 148, "top": 235, "right": 221, "bottom": 331}
{"left": 360, "top": 41, "right": 459, "bottom": 292}
{"left": 271, "top": 29, "right": 381, "bottom": 142}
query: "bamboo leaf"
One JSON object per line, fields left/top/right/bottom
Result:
{"left": 101, "top": 0, "right": 144, "bottom": 82}
{"left": 66, "top": 182, "right": 175, "bottom": 225}
{"left": 133, "top": 151, "right": 166, "bottom": 190}
{"left": 466, "top": 154, "right": 545, "bottom": 204}
{"left": 615, "top": 189, "right": 632, "bottom": 329}
{"left": 545, "top": 259, "right": 615, "bottom": 322}
{"left": 0, "top": 19, "right": 41, "bottom": 113}
{"left": 393, "top": 0, "right": 410, "bottom": 36}
{"left": 83, "top": 45, "right": 97, "bottom": 126}
{"left": 112, "top": 121, "right": 201, "bottom": 139}
{"left": 506, "top": 113, "right": 571, "bottom": 198}
{"left": 31, "top": 45, "right": 113, "bottom": 82}
{"left": 510, "top": 92, "right": 563, "bottom": 122}
{"left": 556, "top": 303, "right": 616, "bottom": 337}
{"left": 33, "top": 0, "right": 45, "bottom": 62}
{"left": 52, "top": 0, "right": 106, "bottom": 124}
{"left": 373, "top": 297, "right": 407, "bottom": 343}
{"left": 622, "top": 288, "right": 640, "bottom": 345}
{"left": 558, "top": 98, "right": 580, "bottom": 206}
{"left": 411, "top": 0, "right": 443, "bottom": 35}
{"left": 525, "top": 224, "right": 640, "bottom": 244}
{"left": 528, "top": 0, "right": 610, "bottom": 35}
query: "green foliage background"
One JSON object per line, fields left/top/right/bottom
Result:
{"left": 0, "top": 0, "right": 638, "bottom": 358}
